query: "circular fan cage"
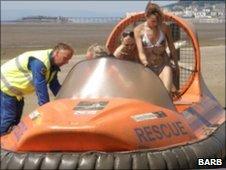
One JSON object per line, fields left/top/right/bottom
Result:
{"left": 106, "top": 12, "right": 200, "bottom": 100}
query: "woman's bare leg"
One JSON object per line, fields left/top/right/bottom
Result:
{"left": 159, "top": 66, "right": 173, "bottom": 92}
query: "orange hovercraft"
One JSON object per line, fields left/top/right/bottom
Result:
{"left": 1, "top": 12, "right": 225, "bottom": 170}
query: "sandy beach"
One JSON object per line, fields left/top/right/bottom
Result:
{"left": 1, "top": 22, "right": 225, "bottom": 114}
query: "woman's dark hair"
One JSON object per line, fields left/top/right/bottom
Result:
{"left": 122, "top": 31, "right": 134, "bottom": 38}
{"left": 145, "top": 1, "right": 163, "bottom": 23}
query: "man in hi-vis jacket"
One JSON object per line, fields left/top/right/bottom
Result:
{"left": 0, "top": 43, "right": 75, "bottom": 135}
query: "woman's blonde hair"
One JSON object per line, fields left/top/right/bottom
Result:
{"left": 87, "top": 44, "right": 109, "bottom": 58}
{"left": 145, "top": 2, "right": 164, "bottom": 24}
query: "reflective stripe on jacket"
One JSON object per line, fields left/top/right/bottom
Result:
{"left": 1, "top": 49, "right": 55, "bottom": 100}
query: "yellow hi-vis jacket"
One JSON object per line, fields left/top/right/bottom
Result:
{"left": 1, "top": 49, "right": 56, "bottom": 100}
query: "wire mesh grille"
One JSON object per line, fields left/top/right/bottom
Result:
{"left": 170, "top": 22, "right": 196, "bottom": 91}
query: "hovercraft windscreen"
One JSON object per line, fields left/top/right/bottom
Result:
{"left": 57, "top": 58, "right": 175, "bottom": 110}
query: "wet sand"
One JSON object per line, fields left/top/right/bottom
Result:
{"left": 0, "top": 22, "right": 225, "bottom": 114}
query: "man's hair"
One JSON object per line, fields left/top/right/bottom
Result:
{"left": 87, "top": 44, "right": 109, "bottom": 58}
{"left": 53, "top": 43, "right": 74, "bottom": 55}
{"left": 145, "top": 1, "right": 163, "bottom": 23}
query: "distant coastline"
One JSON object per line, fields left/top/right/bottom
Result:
{"left": 2, "top": 17, "right": 224, "bottom": 24}
{"left": 1, "top": 16, "right": 122, "bottom": 24}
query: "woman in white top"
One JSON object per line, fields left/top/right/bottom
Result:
{"left": 134, "top": 2, "right": 179, "bottom": 93}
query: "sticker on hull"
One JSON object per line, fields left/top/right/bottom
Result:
{"left": 131, "top": 111, "right": 166, "bottom": 122}
{"left": 74, "top": 101, "right": 108, "bottom": 111}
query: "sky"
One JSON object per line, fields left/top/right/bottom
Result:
{"left": 1, "top": 1, "right": 177, "bottom": 21}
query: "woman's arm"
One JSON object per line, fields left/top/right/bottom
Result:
{"left": 164, "top": 24, "right": 178, "bottom": 66}
{"left": 113, "top": 44, "right": 125, "bottom": 59}
{"left": 164, "top": 24, "right": 180, "bottom": 91}
{"left": 134, "top": 25, "right": 148, "bottom": 66}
